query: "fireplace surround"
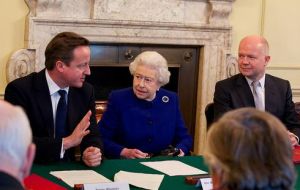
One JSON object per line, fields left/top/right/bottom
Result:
{"left": 7, "top": 0, "right": 237, "bottom": 154}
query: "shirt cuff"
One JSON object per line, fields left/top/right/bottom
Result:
{"left": 295, "top": 134, "right": 300, "bottom": 144}
{"left": 291, "top": 132, "right": 299, "bottom": 144}
{"left": 60, "top": 139, "right": 65, "bottom": 159}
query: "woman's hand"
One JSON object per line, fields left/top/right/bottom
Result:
{"left": 120, "top": 148, "right": 148, "bottom": 159}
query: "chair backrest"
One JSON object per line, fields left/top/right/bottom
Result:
{"left": 95, "top": 101, "right": 107, "bottom": 123}
{"left": 205, "top": 102, "right": 214, "bottom": 130}
{"left": 295, "top": 102, "right": 300, "bottom": 120}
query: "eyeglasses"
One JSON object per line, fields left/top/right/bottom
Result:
{"left": 134, "top": 74, "right": 156, "bottom": 85}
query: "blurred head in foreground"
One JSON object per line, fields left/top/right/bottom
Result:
{"left": 0, "top": 100, "right": 35, "bottom": 188}
{"left": 204, "top": 107, "right": 295, "bottom": 190}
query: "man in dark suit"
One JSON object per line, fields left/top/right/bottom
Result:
{"left": 5, "top": 32, "right": 102, "bottom": 166}
{"left": 214, "top": 35, "right": 300, "bottom": 145}
{"left": 0, "top": 100, "right": 35, "bottom": 190}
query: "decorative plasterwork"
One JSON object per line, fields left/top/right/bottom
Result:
{"left": 8, "top": 0, "right": 236, "bottom": 154}
{"left": 6, "top": 49, "right": 35, "bottom": 82}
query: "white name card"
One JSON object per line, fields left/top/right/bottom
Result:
{"left": 200, "top": 178, "right": 213, "bottom": 190}
{"left": 83, "top": 182, "right": 130, "bottom": 190}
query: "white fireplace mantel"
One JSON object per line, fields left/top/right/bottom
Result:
{"left": 7, "top": 0, "right": 237, "bottom": 154}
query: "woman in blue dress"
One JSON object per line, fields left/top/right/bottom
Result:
{"left": 98, "top": 51, "right": 192, "bottom": 159}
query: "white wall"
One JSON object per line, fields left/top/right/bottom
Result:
{"left": 230, "top": 0, "right": 300, "bottom": 102}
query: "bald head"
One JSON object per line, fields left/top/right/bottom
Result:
{"left": 238, "top": 35, "right": 271, "bottom": 81}
{"left": 239, "top": 35, "right": 269, "bottom": 56}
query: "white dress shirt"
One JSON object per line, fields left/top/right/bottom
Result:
{"left": 45, "top": 70, "right": 69, "bottom": 158}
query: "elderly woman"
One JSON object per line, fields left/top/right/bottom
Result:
{"left": 204, "top": 108, "right": 295, "bottom": 190}
{"left": 98, "top": 51, "right": 192, "bottom": 159}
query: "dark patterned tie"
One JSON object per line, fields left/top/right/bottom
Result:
{"left": 55, "top": 90, "right": 67, "bottom": 139}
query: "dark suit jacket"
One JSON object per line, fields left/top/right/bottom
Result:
{"left": 4, "top": 69, "right": 102, "bottom": 163}
{"left": 214, "top": 73, "right": 300, "bottom": 135}
{"left": 0, "top": 171, "right": 24, "bottom": 190}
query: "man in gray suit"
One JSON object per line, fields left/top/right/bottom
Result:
{"left": 214, "top": 35, "right": 300, "bottom": 145}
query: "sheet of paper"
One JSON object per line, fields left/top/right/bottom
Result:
{"left": 50, "top": 170, "right": 111, "bottom": 187}
{"left": 114, "top": 171, "right": 164, "bottom": 190}
{"left": 140, "top": 160, "right": 207, "bottom": 176}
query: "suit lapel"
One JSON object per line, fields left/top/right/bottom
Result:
{"left": 235, "top": 74, "right": 255, "bottom": 107}
{"left": 34, "top": 70, "right": 55, "bottom": 137}
{"left": 265, "top": 75, "right": 277, "bottom": 113}
{"left": 67, "top": 88, "right": 81, "bottom": 132}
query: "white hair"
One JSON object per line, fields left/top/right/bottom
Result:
{"left": 0, "top": 100, "right": 32, "bottom": 169}
{"left": 129, "top": 51, "right": 171, "bottom": 86}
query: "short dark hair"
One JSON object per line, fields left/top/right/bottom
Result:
{"left": 45, "top": 32, "right": 90, "bottom": 70}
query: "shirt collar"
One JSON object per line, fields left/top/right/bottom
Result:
{"left": 45, "top": 70, "right": 69, "bottom": 95}
{"left": 245, "top": 74, "right": 265, "bottom": 89}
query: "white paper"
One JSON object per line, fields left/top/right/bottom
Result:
{"left": 140, "top": 160, "right": 207, "bottom": 176}
{"left": 50, "top": 170, "right": 111, "bottom": 187}
{"left": 200, "top": 178, "right": 213, "bottom": 190}
{"left": 84, "top": 181, "right": 130, "bottom": 190}
{"left": 114, "top": 171, "right": 164, "bottom": 190}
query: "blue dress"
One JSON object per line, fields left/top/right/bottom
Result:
{"left": 98, "top": 87, "right": 192, "bottom": 158}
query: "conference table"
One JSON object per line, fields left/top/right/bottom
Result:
{"left": 31, "top": 156, "right": 300, "bottom": 190}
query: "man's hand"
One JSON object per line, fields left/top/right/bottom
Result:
{"left": 288, "top": 131, "right": 299, "bottom": 146}
{"left": 82, "top": 146, "right": 102, "bottom": 167}
{"left": 120, "top": 148, "right": 148, "bottom": 159}
{"left": 63, "top": 110, "right": 92, "bottom": 150}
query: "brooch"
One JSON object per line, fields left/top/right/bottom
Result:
{"left": 162, "top": 96, "right": 169, "bottom": 103}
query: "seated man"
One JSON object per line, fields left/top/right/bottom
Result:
{"left": 5, "top": 32, "right": 102, "bottom": 166}
{"left": 204, "top": 108, "right": 296, "bottom": 190}
{"left": 213, "top": 35, "right": 300, "bottom": 145}
{"left": 0, "top": 100, "right": 35, "bottom": 190}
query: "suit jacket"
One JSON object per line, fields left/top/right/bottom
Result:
{"left": 0, "top": 171, "right": 24, "bottom": 190}
{"left": 4, "top": 69, "right": 102, "bottom": 163}
{"left": 214, "top": 73, "right": 300, "bottom": 134}
{"left": 98, "top": 88, "right": 192, "bottom": 158}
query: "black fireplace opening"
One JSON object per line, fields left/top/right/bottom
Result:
{"left": 86, "top": 66, "right": 179, "bottom": 100}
